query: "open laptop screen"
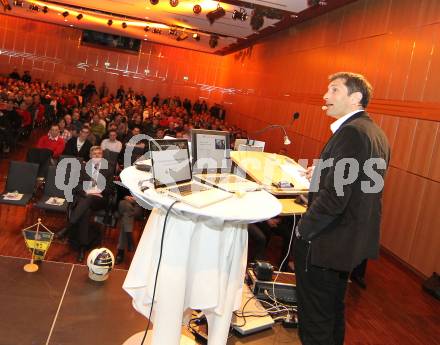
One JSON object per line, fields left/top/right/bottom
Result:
{"left": 149, "top": 139, "right": 192, "bottom": 188}
{"left": 191, "top": 129, "right": 231, "bottom": 172}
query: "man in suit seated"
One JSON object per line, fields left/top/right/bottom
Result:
{"left": 55, "top": 146, "right": 114, "bottom": 262}
{"left": 62, "top": 126, "right": 93, "bottom": 161}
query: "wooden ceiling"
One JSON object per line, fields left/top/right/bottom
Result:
{"left": 1, "top": 0, "right": 358, "bottom": 54}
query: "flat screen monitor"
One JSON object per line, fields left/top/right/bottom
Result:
{"left": 191, "top": 129, "right": 231, "bottom": 173}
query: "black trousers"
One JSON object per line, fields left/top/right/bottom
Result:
{"left": 294, "top": 239, "right": 349, "bottom": 345}
{"left": 69, "top": 194, "right": 106, "bottom": 246}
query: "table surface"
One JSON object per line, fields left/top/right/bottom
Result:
{"left": 120, "top": 166, "right": 282, "bottom": 224}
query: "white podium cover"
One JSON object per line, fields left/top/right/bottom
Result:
{"left": 121, "top": 166, "right": 281, "bottom": 345}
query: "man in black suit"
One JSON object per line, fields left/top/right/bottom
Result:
{"left": 294, "top": 72, "right": 390, "bottom": 345}
{"left": 56, "top": 146, "right": 114, "bottom": 262}
{"left": 63, "top": 127, "right": 93, "bottom": 161}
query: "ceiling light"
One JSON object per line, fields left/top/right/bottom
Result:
{"left": 76, "top": 14, "right": 83, "bottom": 20}
{"left": 169, "top": 27, "right": 177, "bottom": 36}
{"left": 42, "top": 6, "right": 48, "bottom": 13}
{"left": 169, "top": 0, "right": 178, "bottom": 7}
{"left": 176, "top": 32, "right": 188, "bottom": 41}
{"left": 232, "top": 9, "right": 248, "bottom": 21}
{"left": 193, "top": 4, "right": 202, "bottom": 14}
{"left": 209, "top": 34, "right": 218, "bottom": 48}
{"left": 152, "top": 28, "right": 161, "bottom": 34}
{"left": 192, "top": 33, "right": 200, "bottom": 41}
{"left": 107, "top": 19, "right": 113, "bottom": 26}
{"left": 122, "top": 22, "right": 127, "bottom": 29}
{"left": 206, "top": 5, "right": 225, "bottom": 24}
{"left": 13, "top": 0, "right": 24, "bottom": 7}
{"left": 150, "top": 0, "right": 159, "bottom": 5}
{"left": 62, "top": 11, "right": 69, "bottom": 18}
{"left": 29, "top": 4, "right": 39, "bottom": 11}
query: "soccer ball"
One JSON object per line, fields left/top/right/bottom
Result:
{"left": 87, "top": 248, "right": 115, "bottom": 281}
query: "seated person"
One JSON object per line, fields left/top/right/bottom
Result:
{"left": 248, "top": 216, "right": 295, "bottom": 270}
{"left": 90, "top": 113, "right": 106, "bottom": 141}
{"left": 101, "top": 129, "right": 122, "bottom": 153}
{"left": 36, "top": 124, "right": 65, "bottom": 159}
{"left": 63, "top": 126, "right": 93, "bottom": 161}
{"left": 115, "top": 188, "right": 148, "bottom": 264}
{"left": 55, "top": 146, "right": 114, "bottom": 262}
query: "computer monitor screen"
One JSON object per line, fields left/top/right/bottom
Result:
{"left": 149, "top": 139, "right": 191, "bottom": 188}
{"left": 191, "top": 129, "right": 230, "bottom": 172}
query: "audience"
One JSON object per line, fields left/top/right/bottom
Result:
{"left": 63, "top": 126, "right": 93, "bottom": 161}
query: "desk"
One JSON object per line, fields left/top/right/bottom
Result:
{"left": 279, "top": 198, "right": 307, "bottom": 216}
{"left": 121, "top": 166, "right": 281, "bottom": 345}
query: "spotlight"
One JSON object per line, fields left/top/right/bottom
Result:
{"left": 76, "top": 13, "right": 83, "bottom": 20}
{"left": 13, "top": 1, "right": 24, "bottom": 7}
{"left": 169, "top": 27, "right": 177, "bottom": 36}
{"left": 42, "top": 6, "right": 48, "bottom": 13}
{"left": 150, "top": 0, "right": 159, "bottom": 5}
{"left": 62, "top": 11, "right": 69, "bottom": 17}
{"left": 152, "top": 28, "right": 161, "bottom": 34}
{"left": 176, "top": 32, "right": 188, "bottom": 41}
{"left": 144, "top": 26, "right": 149, "bottom": 32}
{"left": 232, "top": 9, "right": 248, "bottom": 21}
{"left": 107, "top": 19, "right": 113, "bottom": 26}
{"left": 192, "top": 33, "right": 200, "bottom": 41}
{"left": 29, "top": 4, "right": 39, "bottom": 11}
{"left": 169, "top": 0, "right": 178, "bottom": 7}
{"left": 206, "top": 5, "right": 225, "bottom": 24}
{"left": 209, "top": 34, "right": 218, "bottom": 48}
{"left": 250, "top": 11, "right": 264, "bottom": 31}
{"left": 193, "top": 4, "right": 201, "bottom": 14}
{"left": 122, "top": 22, "right": 127, "bottom": 29}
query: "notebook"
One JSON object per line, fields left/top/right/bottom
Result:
{"left": 149, "top": 139, "right": 232, "bottom": 208}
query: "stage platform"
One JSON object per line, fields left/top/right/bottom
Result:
{"left": 0, "top": 255, "right": 299, "bottom": 345}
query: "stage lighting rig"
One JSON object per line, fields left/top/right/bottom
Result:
{"left": 232, "top": 8, "right": 248, "bottom": 21}
{"left": 169, "top": 0, "right": 178, "bottom": 7}
{"left": 76, "top": 13, "right": 83, "bottom": 20}
{"left": 107, "top": 19, "right": 113, "bottom": 26}
{"left": 122, "top": 22, "right": 127, "bottom": 29}
{"left": 176, "top": 32, "right": 188, "bottom": 41}
{"left": 250, "top": 10, "right": 264, "bottom": 31}
{"left": 206, "top": 5, "right": 225, "bottom": 24}
{"left": 62, "top": 11, "right": 69, "bottom": 17}
{"left": 42, "top": 6, "right": 48, "bottom": 13}
{"left": 209, "top": 34, "right": 219, "bottom": 48}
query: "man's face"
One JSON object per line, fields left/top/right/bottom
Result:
{"left": 91, "top": 149, "right": 103, "bottom": 159}
{"left": 49, "top": 126, "right": 60, "bottom": 137}
{"left": 132, "top": 128, "right": 140, "bottom": 136}
{"left": 109, "top": 131, "right": 117, "bottom": 141}
{"left": 323, "top": 78, "right": 360, "bottom": 119}
{"left": 79, "top": 128, "right": 90, "bottom": 140}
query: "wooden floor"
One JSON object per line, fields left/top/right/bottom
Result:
{"left": 0, "top": 131, "right": 439, "bottom": 345}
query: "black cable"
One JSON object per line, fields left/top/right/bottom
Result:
{"left": 140, "top": 200, "right": 180, "bottom": 345}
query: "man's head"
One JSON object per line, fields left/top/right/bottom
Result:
{"left": 49, "top": 124, "right": 60, "bottom": 138}
{"left": 323, "top": 72, "right": 372, "bottom": 119}
{"left": 79, "top": 127, "right": 90, "bottom": 141}
{"left": 108, "top": 130, "right": 117, "bottom": 141}
{"left": 90, "top": 146, "right": 103, "bottom": 159}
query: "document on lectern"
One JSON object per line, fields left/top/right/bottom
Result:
{"left": 280, "top": 163, "right": 310, "bottom": 190}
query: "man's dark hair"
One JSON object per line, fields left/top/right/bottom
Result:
{"left": 329, "top": 72, "right": 372, "bottom": 108}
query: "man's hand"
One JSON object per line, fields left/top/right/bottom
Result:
{"left": 303, "top": 165, "right": 315, "bottom": 182}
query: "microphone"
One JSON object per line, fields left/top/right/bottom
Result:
{"left": 321, "top": 105, "right": 328, "bottom": 111}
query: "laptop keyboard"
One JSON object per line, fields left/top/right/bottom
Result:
{"left": 168, "top": 183, "right": 211, "bottom": 196}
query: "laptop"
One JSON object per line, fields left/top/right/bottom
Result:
{"left": 149, "top": 139, "right": 233, "bottom": 208}
{"left": 190, "top": 129, "right": 260, "bottom": 192}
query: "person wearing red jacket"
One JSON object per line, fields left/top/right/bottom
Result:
{"left": 36, "top": 124, "right": 65, "bottom": 158}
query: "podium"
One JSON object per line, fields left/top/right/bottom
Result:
{"left": 120, "top": 166, "right": 282, "bottom": 345}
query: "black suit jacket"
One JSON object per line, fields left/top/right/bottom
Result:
{"left": 63, "top": 137, "right": 93, "bottom": 161}
{"left": 298, "top": 111, "right": 390, "bottom": 272}
{"left": 73, "top": 160, "right": 115, "bottom": 201}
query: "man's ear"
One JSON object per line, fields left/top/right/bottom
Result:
{"left": 351, "top": 91, "right": 363, "bottom": 106}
